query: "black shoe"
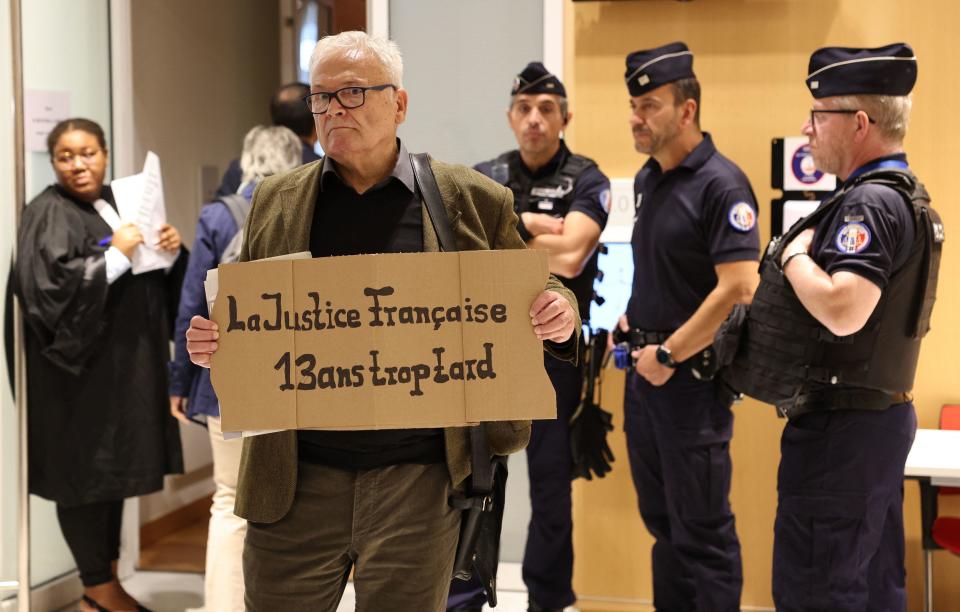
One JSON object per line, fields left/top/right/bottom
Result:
{"left": 82, "top": 595, "right": 153, "bottom": 612}
{"left": 528, "top": 598, "right": 564, "bottom": 612}
{"left": 81, "top": 596, "right": 110, "bottom": 612}
{"left": 448, "top": 607, "right": 484, "bottom": 612}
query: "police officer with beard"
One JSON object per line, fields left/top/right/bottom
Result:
{"left": 719, "top": 43, "right": 943, "bottom": 610}
{"left": 448, "top": 62, "right": 610, "bottom": 612}
{"left": 616, "top": 42, "right": 760, "bottom": 611}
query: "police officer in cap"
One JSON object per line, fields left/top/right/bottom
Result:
{"left": 448, "top": 62, "right": 611, "bottom": 612}
{"left": 616, "top": 42, "right": 760, "bottom": 610}
{"left": 719, "top": 43, "right": 943, "bottom": 610}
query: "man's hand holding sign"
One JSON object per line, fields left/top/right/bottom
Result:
{"left": 529, "top": 289, "right": 577, "bottom": 343}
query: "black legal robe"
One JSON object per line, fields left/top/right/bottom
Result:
{"left": 15, "top": 184, "right": 185, "bottom": 507}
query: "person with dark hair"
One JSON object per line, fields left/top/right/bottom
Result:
{"left": 614, "top": 42, "right": 760, "bottom": 610}
{"left": 215, "top": 82, "right": 321, "bottom": 198}
{"left": 14, "top": 117, "right": 186, "bottom": 611}
{"left": 270, "top": 82, "right": 317, "bottom": 139}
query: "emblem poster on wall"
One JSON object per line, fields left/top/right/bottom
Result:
{"left": 782, "top": 136, "right": 836, "bottom": 192}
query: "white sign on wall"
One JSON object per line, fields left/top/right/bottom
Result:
{"left": 24, "top": 89, "right": 71, "bottom": 152}
{"left": 599, "top": 178, "right": 635, "bottom": 243}
{"left": 782, "top": 199, "right": 821, "bottom": 234}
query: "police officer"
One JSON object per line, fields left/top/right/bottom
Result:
{"left": 719, "top": 43, "right": 943, "bottom": 611}
{"left": 616, "top": 42, "right": 759, "bottom": 611}
{"left": 448, "top": 62, "right": 610, "bottom": 612}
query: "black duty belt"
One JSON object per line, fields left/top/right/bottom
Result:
{"left": 780, "top": 390, "right": 915, "bottom": 420}
{"left": 620, "top": 328, "right": 672, "bottom": 347}
{"left": 892, "top": 391, "right": 913, "bottom": 404}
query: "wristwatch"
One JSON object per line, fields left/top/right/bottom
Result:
{"left": 655, "top": 344, "right": 678, "bottom": 368}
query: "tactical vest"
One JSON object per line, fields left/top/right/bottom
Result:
{"left": 492, "top": 149, "right": 600, "bottom": 321}
{"left": 718, "top": 168, "right": 944, "bottom": 416}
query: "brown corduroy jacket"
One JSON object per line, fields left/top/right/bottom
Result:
{"left": 232, "top": 155, "right": 580, "bottom": 524}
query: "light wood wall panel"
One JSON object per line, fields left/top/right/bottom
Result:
{"left": 566, "top": 1, "right": 960, "bottom": 610}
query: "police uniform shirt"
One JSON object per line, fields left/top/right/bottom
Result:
{"left": 475, "top": 140, "right": 610, "bottom": 319}
{"left": 626, "top": 133, "right": 760, "bottom": 331}
{"left": 810, "top": 154, "right": 916, "bottom": 290}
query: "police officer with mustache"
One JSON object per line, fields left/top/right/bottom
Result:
{"left": 616, "top": 42, "right": 760, "bottom": 611}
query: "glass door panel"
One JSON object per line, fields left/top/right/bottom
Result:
{"left": 19, "top": 0, "right": 113, "bottom": 588}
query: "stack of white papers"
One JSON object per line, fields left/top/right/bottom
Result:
{"left": 109, "top": 151, "right": 177, "bottom": 275}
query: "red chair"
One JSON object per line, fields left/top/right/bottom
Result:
{"left": 931, "top": 405, "right": 960, "bottom": 553}
{"left": 919, "top": 404, "right": 960, "bottom": 612}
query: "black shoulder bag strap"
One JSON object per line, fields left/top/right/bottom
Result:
{"left": 410, "top": 152, "right": 495, "bottom": 494}
{"left": 411, "top": 153, "right": 456, "bottom": 249}
{"left": 410, "top": 153, "right": 493, "bottom": 495}
{"left": 410, "top": 152, "right": 502, "bottom": 603}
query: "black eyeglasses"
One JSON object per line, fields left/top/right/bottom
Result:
{"left": 809, "top": 108, "right": 877, "bottom": 127}
{"left": 303, "top": 84, "right": 397, "bottom": 115}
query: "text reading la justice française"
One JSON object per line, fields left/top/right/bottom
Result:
{"left": 226, "top": 285, "right": 508, "bottom": 333}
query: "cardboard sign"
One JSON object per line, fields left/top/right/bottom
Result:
{"left": 209, "top": 250, "right": 558, "bottom": 432}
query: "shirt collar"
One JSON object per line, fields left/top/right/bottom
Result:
{"left": 845, "top": 153, "right": 909, "bottom": 183}
{"left": 518, "top": 140, "right": 569, "bottom": 179}
{"left": 55, "top": 182, "right": 109, "bottom": 207}
{"left": 644, "top": 132, "right": 716, "bottom": 174}
{"left": 240, "top": 181, "right": 256, "bottom": 200}
{"left": 677, "top": 132, "right": 715, "bottom": 170}
{"left": 320, "top": 139, "right": 415, "bottom": 194}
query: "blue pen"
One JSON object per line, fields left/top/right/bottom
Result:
{"left": 98, "top": 236, "right": 112, "bottom": 247}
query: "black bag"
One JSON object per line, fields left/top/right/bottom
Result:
{"left": 449, "top": 426, "right": 508, "bottom": 607}
{"left": 410, "top": 152, "right": 507, "bottom": 607}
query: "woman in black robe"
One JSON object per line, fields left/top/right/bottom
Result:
{"left": 15, "top": 118, "right": 185, "bottom": 612}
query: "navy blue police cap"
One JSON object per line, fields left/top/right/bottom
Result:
{"left": 624, "top": 42, "right": 695, "bottom": 97}
{"left": 806, "top": 43, "right": 917, "bottom": 98}
{"left": 511, "top": 62, "right": 566, "bottom": 98}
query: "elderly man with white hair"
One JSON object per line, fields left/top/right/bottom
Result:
{"left": 185, "top": 31, "right": 579, "bottom": 611}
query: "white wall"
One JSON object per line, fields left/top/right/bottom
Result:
{"left": 21, "top": 2, "right": 113, "bottom": 199}
{"left": 390, "top": 0, "right": 544, "bottom": 167}
{"left": 129, "top": 0, "right": 281, "bottom": 248}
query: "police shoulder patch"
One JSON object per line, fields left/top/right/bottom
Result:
{"left": 599, "top": 189, "right": 611, "bottom": 213}
{"left": 728, "top": 202, "right": 756, "bottom": 232}
{"left": 835, "top": 222, "right": 872, "bottom": 254}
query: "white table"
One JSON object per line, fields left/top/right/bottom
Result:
{"left": 904, "top": 429, "right": 960, "bottom": 612}
{"left": 906, "top": 429, "right": 960, "bottom": 485}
